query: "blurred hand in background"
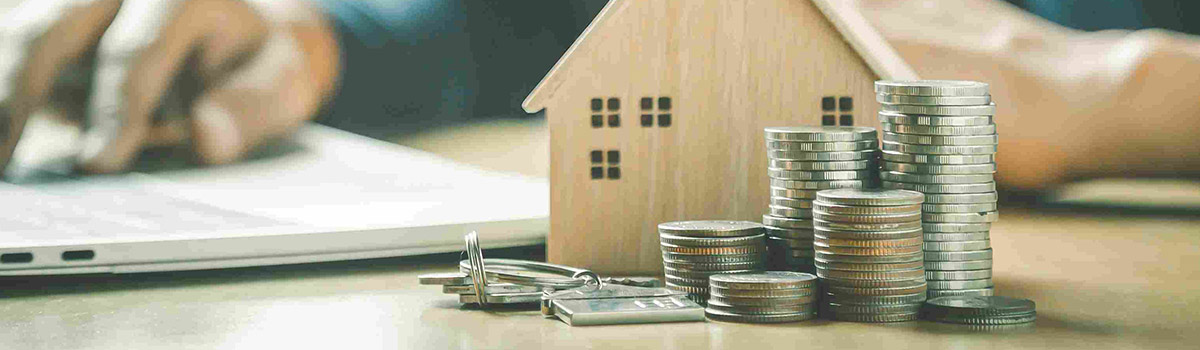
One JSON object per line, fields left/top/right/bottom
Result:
{"left": 0, "top": 0, "right": 339, "bottom": 173}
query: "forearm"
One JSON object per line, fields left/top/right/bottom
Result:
{"left": 855, "top": 0, "right": 1200, "bottom": 182}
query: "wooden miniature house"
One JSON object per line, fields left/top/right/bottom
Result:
{"left": 522, "top": 0, "right": 919, "bottom": 274}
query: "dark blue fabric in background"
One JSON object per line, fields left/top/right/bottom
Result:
{"left": 309, "top": 0, "right": 605, "bottom": 138}
{"left": 1006, "top": 0, "right": 1200, "bottom": 35}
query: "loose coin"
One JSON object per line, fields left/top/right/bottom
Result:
{"left": 926, "top": 269, "right": 993, "bottom": 280}
{"left": 884, "top": 162, "right": 997, "bottom": 175}
{"left": 768, "top": 149, "right": 879, "bottom": 161}
{"left": 766, "top": 140, "right": 878, "bottom": 152}
{"left": 880, "top": 171, "right": 994, "bottom": 184}
{"left": 924, "top": 211, "right": 999, "bottom": 223}
{"left": 875, "top": 80, "right": 990, "bottom": 97}
{"left": 882, "top": 142, "right": 997, "bottom": 155}
{"left": 704, "top": 309, "right": 817, "bottom": 323}
{"left": 880, "top": 123, "right": 997, "bottom": 136}
{"left": 883, "top": 181, "right": 996, "bottom": 194}
{"left": 658, "top": 220, "right": 764, "bottom": 237}
{"left": 813, "top": 202, "right": 922, "bottom": 215}
{"left": 923, "top": 296, "right": 1036, "bottom": 317}
{"left": 659, "top": 233, "right": 766, "bottom": 247}
{"left": 875, "top": 93, "right": 992, "bottom": 106}
{"left": 883, "top": 132, "right": 998, "bottom": 146}
{"left": 763, "top": 126, "right": 878, "bottom": 142}
{"left": 878, "top": 112, "right": 994, "bottom": 126}
{"left": 880, "top": 103, "right": 996, "bottom": 116}
{"left": 923, "top": 203, "right": 998, "bottom": 213}
{"left": 924, "top": 249, "right": 993, "bottom": 262}
{"left": 814, "top": 188, "right": 925, "bottom": 206}
{"left": 927, "top": 314, "right": 1037, "bottom": 325}
{"left": 925, "top": 260, "right": 993, "bottom": 270}
{"left": 923, "top": 240, "right": 991, "bottom": 251}
{"left": 767, "top": 169, "right": 876, "bottom": 181}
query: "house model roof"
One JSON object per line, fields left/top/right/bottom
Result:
{"left": 522, "top": 0, "right": 919, "bottom": 113}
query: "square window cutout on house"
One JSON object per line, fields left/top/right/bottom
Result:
{"left": 658, "top": 97, "right": 671, "bottom": 110}
{"left": 821, "top": 96, "right": 836, "bottom": 111}
{"left": 839, "top": 115, "right": 854, "bottom": 126}
{"left": 591, "top": 98, "right": 603, "bottom": 111}
{"left": 822, "top": 115, "right": 836, "bottom": 126}
{"left": 607, "top": 150, "right": 620, "bottom": 164}
{"left": 607, "top": 97, "right": 620, "bottom": 111}
{"left": 591, "top": 150, "right": 603, "bottom": 163}
{"left": 640, "top": 97, "right": 653, "bottom": 110}
{"left": 591, "top": 115, "right": 603, "bottom": 128}
{"left": 591, "top": 167, "right": 603, "bottom": 179}
{"left": 658, "top": 114, "right": 671, "bottom": 127}
{"left": 640, "top": 114, "right": 653, "bottom": 127}
{"left": 839, "top": 97, "right": 853, "bottom": 112}
{"left": 607, "top": 167, "right": 621, "bottom": 180}
{"left": 608, "top": 114, "right": 620, "bottom": 127}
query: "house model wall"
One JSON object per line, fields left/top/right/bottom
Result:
{"left": 523, "top": 0, "right": 918, "bottom": 274}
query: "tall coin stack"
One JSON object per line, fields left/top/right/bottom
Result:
{"left": 812, "top": 188, "right": 928, "bottom": 322}
{"left": 874, "top": 80, "right": 999, "bottom": 299}
{"left": 659, "top": 221, "right": 768, "bottom": 304}
{"left": 762, "top": 126, "right": 880, "bottom": 274}
{"left": 705, "top": 271, "right": 819, "bottom": 323}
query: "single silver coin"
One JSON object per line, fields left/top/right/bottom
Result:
{"left": 883, "top": 181, "right": 997, "bottom": 194}
{"left": 882, "top": 141, "right": 997, "bottom": 155}
{"left": 768, "top": 149, "right": 879, "bottom": 161}
{"left": 770, "top": 179, "right": 877, "bottom": 190}
{"left": 766, "top": 140, "right": 878, "bottom": 152}
{"left": 813, "top": 202, "right": 923, "bottom": 215}
{"left": 881, "top": 150, "right": 996, "bottom": 165}
{"left": 704, "top": 309, "right": 818, "bottom": 323}
{"left": 769, "top": 159, "right": 876, "bottom": 171}
{"left": 925, "top": 249, "right": 993, "bottom": 262}
{"left": 924, "top": 211, "right": 1000, "bottom": 223}
{"left": 880, "top": 123, "right": 997, "bottom": 136}
{"left": 883, "top": 162, "right": 997, "bottom": 175}
{"left": 763, "top": 126, "right": 878, "bottom": 142}
{"left": 814, "top": 227, "right": 923, "bottom": 241}
{"left": 767, "top": 169, "right": 876, "bottom": 181}
{"left": 880, "top": 103, "right": 996, "bottom": 116}
{"left": 770, "top": 187, "right": 822, "bottom": 199}
{"left": 883, "top": 132, "right": 998, "bottom": 146}
{"left": 815, "top": 260, "right": 925, "bottom": 272}
{"left": 814, "top": 218, "right": 923, "bottom": 232}
{"left": 814, "top": 251, "right": 925, "bottom": 264}
{"left": 924, "top": 222, "right": 993, "bottom": 233}
{"left": 663, "top": 260, "right": 766, "bottom": 272}
{"left": 878, "top": 112, "right": 994, "bottom": 126}
{"left": 923, "top": 203, "right": 998, "bottom": 213}
{"left": 662, "top": 252, "right": 765, "bottom": 264}
{"left": 880, "top": 171, "right": 995, "bottom": 184}
{"left": 709, "top": 271, "right": 818, "bottom": 290}
{"left": 876, "top": 93, "right": 992, "bottom": 106}
{"left": 928, "top": 313, "right": 1037, "bottom": 325}
{"left": 665, "top": 267, "right": 762, "bottom": 280}
{"left": 814, "top": 188, "right": 926, "bottom": 206}
{"left": 925, "top": 259, "right": 993, "bottom": 270}
{"left": 822, "top": 302, "right": 925, "bottom": 315}
{"left": 823, "top": 292, "right": 927, "bottom": 306}
{"left": 927, "top": 287, "right": 994, "bottom": 299}
{"left": 923, "top": 232, "right": 990, "bottom": 242}
{"left": 659, "top": 233, "right": 767, "bottom": 247}
{"left": 769, "top": 205, "right": 814, "bottom": 219}
{"left": 923, "top": 192, "right": 999, "bottom": 204}
{"left": 658, "top": 220, "right": 764, "bottom": 237}
{"left": 923, "top": 240, "right": 991, "bottom": 251}
{"left": 875, "top": 80, "right": 990, "bottom": 97}
{"left": 812, "top": 210, "right": 923, "bottom": 224}
{"left": 705, "top": 301, "right": 817, "bottom": 316}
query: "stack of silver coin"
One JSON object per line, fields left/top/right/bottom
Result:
{"left": 659, "top": 221, "right": 768, "bottom": 304}
{"left": 812, "top": 188, "right": 928, "bottom": 322}
{"left": 705, "top": 271, "right": 819, "bottom": 323}
{"left": 762, "top": 126, "right": 880, "bottom": 273}
{"left": 874, "top": 80, "right": 998, "bottom": 299}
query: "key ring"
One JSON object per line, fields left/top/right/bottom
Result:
{"left": 462, "top": 231, "right": 602, "bottom": 306}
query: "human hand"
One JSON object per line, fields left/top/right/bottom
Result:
{"left": 0, "top": 0, "right": 339, "bottom": 174}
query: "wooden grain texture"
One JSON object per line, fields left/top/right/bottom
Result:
{"left": 542, "top": 0, "right": 886, "bottom": 274}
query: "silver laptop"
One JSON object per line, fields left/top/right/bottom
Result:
{"left": 0, "top": 119, "right": 548, "bottom": 276}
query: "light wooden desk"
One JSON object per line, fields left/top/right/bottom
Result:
{"left": 1, "top": 118, "right": 1199, "bottom": 350}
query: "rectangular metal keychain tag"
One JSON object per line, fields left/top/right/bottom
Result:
{"left": 541, "top": 284, "right": 705, "bottom": 326}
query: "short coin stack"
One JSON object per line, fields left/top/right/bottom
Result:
{"left": 923, "top": 296, "right": 1036, "bottom": 325}
{"left": 705, "top": 271, "right": 818, "bottom": 323}
{"left": 762, "top": 126, "right": 880, "bottom": 273}
{"left": 659, "top": 221, "right": 768, "bottom": 304}
{"left": 874, "top": 80, "right": 998, "bottom": 299}
{"left": 812, "top": 188, "right": 928, "bottom": 322}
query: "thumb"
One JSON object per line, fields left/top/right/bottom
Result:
{"left": 188, "top": 95, "right": 247, "bottom": 165}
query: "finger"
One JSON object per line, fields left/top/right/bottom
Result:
{"left": 78, "top": 0, "right": 193, "bottom": 173}
{"left": 0, "top": 0, "right": 121, "bottom": 172}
